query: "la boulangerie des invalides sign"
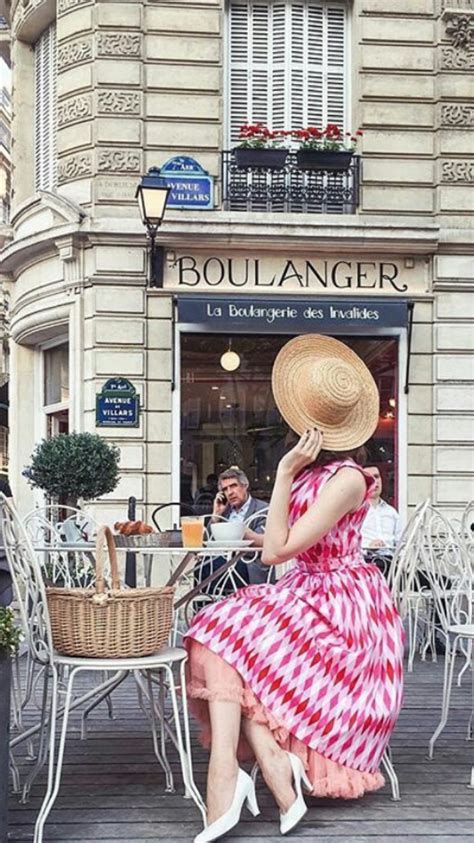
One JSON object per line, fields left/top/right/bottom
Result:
{"left": 163, "top": 252, "right": 429, "bottom": 296}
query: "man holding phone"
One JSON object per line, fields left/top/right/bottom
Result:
{"left": 207, "top": 466, "right": 269, "bottom": 587}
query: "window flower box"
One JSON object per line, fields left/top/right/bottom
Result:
{"left": 296, "top": 149, "right": 354, "bottom": 172}
{"left": 233, "top": 147, "right": 289, "bottom": 169}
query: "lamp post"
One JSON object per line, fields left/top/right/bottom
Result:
{"left": 135, "top": 167, "right": 171, "bottom": 287}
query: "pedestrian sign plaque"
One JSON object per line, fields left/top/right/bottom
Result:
{"left": 96, "top": 378, "right": 140, "bottom": 428}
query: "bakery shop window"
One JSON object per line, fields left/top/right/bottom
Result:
{"left": 180, "top": 334, "right": 399, "bottom": 507}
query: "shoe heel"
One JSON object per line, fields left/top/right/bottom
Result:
{"left": 301, "top": 769, "right": 312, "bottom": 792}
{"left": 246, "top": 783, "right": 260, "bottom": 817}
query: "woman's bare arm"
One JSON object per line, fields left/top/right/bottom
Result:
{"left": 262, "top": 431, "right": 366, "bottom": 565}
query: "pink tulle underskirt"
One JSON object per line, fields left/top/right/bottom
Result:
{"left": 186, "top": 639, "right": 385, "bottom": 800}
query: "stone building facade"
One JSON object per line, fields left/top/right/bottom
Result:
{"left": 0, "top": 0, "right": 473, "bottom": 538}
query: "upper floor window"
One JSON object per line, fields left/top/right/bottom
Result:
{"left": 43, "top": 342, "right": 69, "bottom": 437}
{"left": 228, "top": 1, "right": 348, "bottom": 142}
{"left": 34, "top": 23, "right": 57, "bottom": 192}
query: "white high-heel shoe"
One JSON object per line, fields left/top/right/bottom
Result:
{"left": 280, "top": 752, "right": 312, "bottom": 835}
{"left": 194, "top": 768, "right": 260, "bottom": 843}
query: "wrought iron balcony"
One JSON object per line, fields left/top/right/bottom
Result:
{"left": 222, "top": 150, "right": 360, "bottom": 215}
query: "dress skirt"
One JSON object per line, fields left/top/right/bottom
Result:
{"left": 187, "top": 639, "right": 385, "bottom": 799}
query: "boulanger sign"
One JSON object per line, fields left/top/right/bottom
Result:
{"left": 178, "top": 296, "right": 409, "bottom": 334}
{"left": 164, "top": 252, "right": 428, "bottom": 296}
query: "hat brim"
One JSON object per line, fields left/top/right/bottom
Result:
{"left": 272, "top": 335, "right": 380, "bottom": 451}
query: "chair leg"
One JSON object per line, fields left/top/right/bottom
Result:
{"left": 145, "top": 671, "right": 175, "bottom": 793}
{"left": 429, "top": 638, "right": 459, "bottom": 759}
{"left": 381, "top": 749, "right": 400, "bottom": 801}
{"left": 167, "top": 661, "right": 206, "bottom": 822}
{"left": 33, "top": 666, "right": 77, "bottom": 843}
{"left": 9, "top": 751, "right": 21, "bottom": 793}
{"left": 457, "top": 639, "right": 472, "bottom": 688}
{"left": 21, "top": 668, "right": 51, "bottom": 804}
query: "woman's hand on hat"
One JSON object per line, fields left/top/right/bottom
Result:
{"left": 277, "top": 428, "right": 323, "bottom": 478}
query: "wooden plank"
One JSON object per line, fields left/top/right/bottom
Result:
{"left": 8, "top": 655, "right": 474, "bottom": 840}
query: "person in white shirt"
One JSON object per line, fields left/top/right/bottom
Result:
{"left": 361, "top": 466, "right": 402, "bottom": 572}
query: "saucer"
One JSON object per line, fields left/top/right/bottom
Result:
{"left": 204, "top": 539, "right": 253, "bottom": 549}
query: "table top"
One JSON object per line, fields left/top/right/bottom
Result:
{"left": 34, "top": 543, "right": 262, "bottom": 556}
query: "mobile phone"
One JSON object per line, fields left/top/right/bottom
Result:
{"left": 217, "top": 492, "right": 227, "bottom": 504}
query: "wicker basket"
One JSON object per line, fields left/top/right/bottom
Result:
{"left": 47, "top": 525, "right": 175, "bottom": 659}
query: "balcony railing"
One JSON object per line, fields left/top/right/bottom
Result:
{"left": 222, "top": 150, "right": 360, "bottom": 215}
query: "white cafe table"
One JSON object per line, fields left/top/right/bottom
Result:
{"left": 33, "top": 542, "right": 263, "bottom": 608}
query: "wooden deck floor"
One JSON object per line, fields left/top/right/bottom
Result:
{"left": 8, "top": 655, "right": 474, "bottom": 843}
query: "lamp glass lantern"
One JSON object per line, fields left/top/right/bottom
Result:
{"left": 136, "top": 168, "right": 171, "bottom": 233}
{"left": 136, "top": 167, "right": 171, "bottom": 286}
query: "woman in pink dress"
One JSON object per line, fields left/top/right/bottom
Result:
{"left": 185, "top": 335, "right": 404, "bottom": 842}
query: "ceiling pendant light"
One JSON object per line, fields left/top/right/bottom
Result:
{"left": 220, "top": 339, "right": 241, "bottom": 372}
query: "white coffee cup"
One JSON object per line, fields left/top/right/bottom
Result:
{"left": 210, "top": 521, "right": 246, "bottom": 542}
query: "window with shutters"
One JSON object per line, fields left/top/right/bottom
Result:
{"left": 228, "top": 1, "right": 347, "bottom": 143}
{"left": 34, "top": 23, "right": 57, "bottom": 192}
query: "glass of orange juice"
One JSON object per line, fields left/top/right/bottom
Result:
{"left": 181, "top": 516, "right": 204, "bottom": 548}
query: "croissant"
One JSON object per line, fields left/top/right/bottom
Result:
{"left": 114, "top": 520, "right": 154, "bottom": 536}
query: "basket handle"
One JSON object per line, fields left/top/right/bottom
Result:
{"left": 95, "top": 525, "right": 120, "bottom": 593}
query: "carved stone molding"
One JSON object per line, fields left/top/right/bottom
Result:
{"left": 58, "top": 95, "right": 93, "bottom": 127}
{"left": 58, "top": 152, "right": 93, "bottom": 184}
{"left": 443, "top": 12, "right": 474, "bottom": 48}
{"left": 440, "top": 103, "right": 474, "bottom": 126}
{"left": 440, "top": 44, "right": 474, "bottom": 67}
{"left": 97, "top": 90, "right": 140, "bottom": 115}
{"left": 97, "top": 150, "right": 141, "bottom": 173}
{"left": 58, "top": 0, "right": 93, "bottom": 15}
{"left": 442, "top": 0, "right": 474, "bottom": 8}
{"left": 57, "top": 38, "right": 93, "bottom": 70}
{"left": 97, "top": 33, "right": 141, "bottom": 58}
{"left": 441, "top": 159, "right": 474, "bottom": 181}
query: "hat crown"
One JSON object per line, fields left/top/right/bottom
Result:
{"left": 300, "top": 357, "right": 361, "bottom": 426}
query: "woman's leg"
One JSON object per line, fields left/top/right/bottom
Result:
{"left": 242, "top": 717, "right": 296, "bottom": 812}
{"left": 206, "top": 699, "right": 241, "bottom": 823}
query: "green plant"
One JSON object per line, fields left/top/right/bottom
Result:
{"left": 23, "top": 432, "right": 121, "bottom": 502}
{"left": 0, "top": 607, "right": 21, "bottom": 655}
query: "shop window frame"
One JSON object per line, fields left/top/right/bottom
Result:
{"left": 172, "top": 317, "right": 408, "bottom": 519}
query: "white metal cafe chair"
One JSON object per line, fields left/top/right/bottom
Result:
{"left": 13, "top": 507, "right": 105, "bottom": 743}
{"left": 416, "top": 508, "right": 474, "bottom": 759}
{"left": 389, "top": 500, "right": 432, "bottom": 671}
{"left": 0, "top": 494, "right": 205, "bottom": 842}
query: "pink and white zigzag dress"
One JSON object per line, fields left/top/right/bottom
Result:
{"left": 185, "top": 460, "right": 404, "bottom": 794}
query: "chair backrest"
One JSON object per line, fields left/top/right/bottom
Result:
{"left": 389, "top": 499, "right": 430, "bottom": 618}
{"left": 418, "top": 504, "right": 472, "bottom": 632}
{"left": 0, "top": 494, "right": 54, "bottom": 666}
{"left": 461, "top": 500, "right": 474, "bottom": 546}
{"left": 24, "top": 505, "right": 98, "bottom": 544}
{"left": 24, "top": 505, "right": 101, "bottom": 588}
{"left": 151, "top": 502, "right": 196, "bottom": 532}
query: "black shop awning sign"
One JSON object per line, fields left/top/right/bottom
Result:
{"left": 177, "top": 296, "right": 409, "bottom": 334}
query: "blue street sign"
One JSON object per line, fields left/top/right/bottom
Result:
{"left": 159, "top": 156, "right": 214, "bottom": 209}
{"left": 96, "top": 378, "right": 140, "bottom": 428}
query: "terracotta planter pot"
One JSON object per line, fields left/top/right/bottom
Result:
{"left": 296, "top": 149, "right": 353, "bottom": 172}
{"left": 233, "top": 147, "right": 288, "bottom": 169}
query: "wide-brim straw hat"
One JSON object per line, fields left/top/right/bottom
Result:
{"left": 272, "top": 334, "right": 380, "bottom": 450}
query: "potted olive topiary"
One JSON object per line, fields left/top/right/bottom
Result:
{"left": 23, "top": 432, "right": 121, "bottom": 508}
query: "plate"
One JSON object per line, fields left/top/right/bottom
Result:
{"left": 204, "top": 539, "right": 254, "bottom": 549}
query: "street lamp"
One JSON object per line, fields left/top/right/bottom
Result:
{"left": 135, "top": 167, "right": 171, "bottom": 287}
